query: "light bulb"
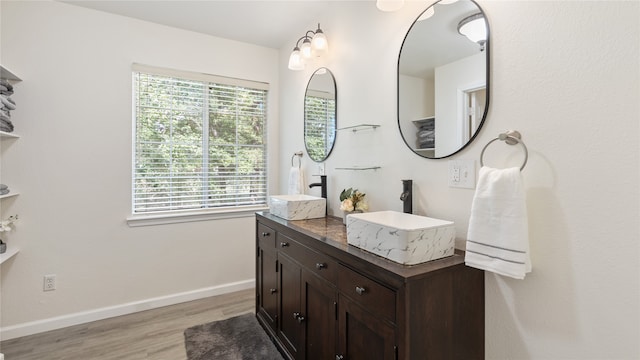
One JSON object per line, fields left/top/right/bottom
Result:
{"left": 311, "top": 30, "right": 328, "bottom": 57}
{"left": 376, "top": 0, "right": 404, "bottom": 12}
{"left": 288, "top": 48, "right": 304, "bottom": 71}
{"left": 300, "top": 38, "right": 313, "bottom": 59}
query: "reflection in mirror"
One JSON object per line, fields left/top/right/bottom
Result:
{"left": 398, "top": 0, "right": 489, "bottom": 158}
{"left": 305, "top": 68, "right": 337, "bottom": 162}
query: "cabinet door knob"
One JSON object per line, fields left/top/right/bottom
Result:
{"left": 355, "top": 286, "right": 366, "bottom": 295}
{"left": 336, "top": 355, "right": 344, "bottom": 360}
{"left": 261, "top": 232, "right": 270, "bottom": 237}
{"left": 297, "top": 315, "right": 306, "bottom": 323}
{"left": 293, "top": 312, "right": 300, "bottom": 319}
{"left": 280, "top": 242, "right": 289, "bottom": 247}
{"left": 315, "top": 263, "right": 326, "bottom": 270}
{"left": 270, "top": 288, "right": 277, "bottom": 294}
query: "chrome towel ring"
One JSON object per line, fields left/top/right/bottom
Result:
{"left": 291, "top": 151, "right": 303, "bottom": 168}
{"left": 480, "top": 130, "right": 528, "bottom": 171}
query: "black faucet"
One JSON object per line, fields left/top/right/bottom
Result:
{"left": 309, "top": 175, "right": 327, "bottom": 215}
{"left": 400, "top": 179, "right": 412, "bottom": 214}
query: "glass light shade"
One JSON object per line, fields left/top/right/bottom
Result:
{"left": 300, "top": 38, "right": 313, "bottom": 59}
{"left": 311, "top": 31, "right": 329, "bottom": 57}
{"left": 376, "top": 0, "right": 404, "bottom": 12}
{"left": 438, "top": 0, "right": 459, "bottom": 4}
{"left": 288, "top": 48, "right": 304, "bottom": 71}
{"left": 458, "top": 14, "right": 487, "bottom": 44}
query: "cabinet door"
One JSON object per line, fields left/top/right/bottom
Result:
{"left": 257, "top": 246, "right": 278, "bottom": 331}
{"left": 337, "top": 296, "right": 396, "bottom": 360}
{"left": 278, "top": 253, "right": 303, "bottom": 359}
{"left": 302, "top": 271, "right": 337, "bottom": 360}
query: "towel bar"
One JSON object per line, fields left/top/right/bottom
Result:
{"left": 480, "top": 130, "right": 528, "bottom": 171}
{"left": 291, "top": 151, "right": 303, "bottom": 168}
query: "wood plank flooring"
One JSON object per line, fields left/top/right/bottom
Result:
{"left": 0, "top": 288, "right": 255, "bottom": 360}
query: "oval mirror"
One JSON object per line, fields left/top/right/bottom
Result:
{"left": 304, "top": 67, "right": 337, "bottom": 162}
{"left": 398, "top": 0, "right": 489, "bottom": 159}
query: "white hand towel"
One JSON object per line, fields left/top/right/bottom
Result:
{"left": 287, "top": 166, "right": 305, "bottom": 195}
{"left": 465, "top": 166, "right": 531, "bottom": 279}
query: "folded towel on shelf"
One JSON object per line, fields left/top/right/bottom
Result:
{"left": 0, "top": 95, "right": 15, "bottom": 110}
{"left": 0, "top": 184, "right": 8, "bottom": 191}
{"left": 287, "top": 166, "right": 305, "bottom": 195}
{"left": 0, "top": 80, "right": 13, "bottom": 92}
{"left": 465, "top": 166, "right": 531, "bottom": 279}
{"left": 0, "top": 189, "right": 9, "bottom": 196}
{"left": 0, "top": 118, "right": 14, "bottom": 132}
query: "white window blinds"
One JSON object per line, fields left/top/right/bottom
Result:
{"left": 304, "top": 93, "right": 336, "bottom": 161}
{"left": 132, "top": 66, "right": 268, "bottom": 214}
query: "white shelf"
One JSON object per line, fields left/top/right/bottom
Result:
{"left": 0, "top": 66, "right": 21, "bottom": 82}
{"left": 0, "top": 245, "right": 19, "bottom": 265}
{"left": 335, "top": 166, "right": 381, "bottom": 171}
{"left": 0, "top": 192, "right": 19, "bottom": 200}
{"left": 337, "top": 124, "right": 380, "bottom": 132}
{"left": 0, "top": 131, "right": 20, "bottom": 139}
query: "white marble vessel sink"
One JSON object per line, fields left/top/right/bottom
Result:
{"left": 269, "top": 195, "right": 326, "bottom": 220}
{"left": 346, "top": 210, "right": 455, "bottom": 265}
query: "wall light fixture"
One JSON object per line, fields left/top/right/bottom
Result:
{"left": 287, "top": 23, "right": 329, "bottom": 71}
{"left": 458, "top": 13, "right": 487, "bottom": 51}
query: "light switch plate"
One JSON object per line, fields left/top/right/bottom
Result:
{"left": 448, "top": 160, "right": 476, "bottom": 189}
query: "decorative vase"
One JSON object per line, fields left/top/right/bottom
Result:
{"left": 343, "top": 210, "right": 363, "bottom": 225}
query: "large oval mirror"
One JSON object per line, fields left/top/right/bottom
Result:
{"left": 398, "top": 0, "right": 489, "bottom": 159}
{"left": 305, "top": 67, "right": 337, "bottom": 162}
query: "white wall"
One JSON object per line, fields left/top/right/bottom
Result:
{"left": 0, "top": 1, "right": 279, "bottom": 338}
{"left": 398, "top": 73, "right": 434, "bottom": 149}
{"left": 435, "top": 52, "right": 485, "bottom": 156}
{"left": 279, "top": 1, "right": 639, "bottom": 359}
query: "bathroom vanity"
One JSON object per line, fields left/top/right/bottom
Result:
{"left": 255, "top": 212, "right": 484, "bottom": 360}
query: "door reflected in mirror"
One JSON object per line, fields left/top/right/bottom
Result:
{"left": 398, "top": 0, "right": 489, "bottom": 158}
{"left": 305, "top": 67, "right": 337, "bottom": 162}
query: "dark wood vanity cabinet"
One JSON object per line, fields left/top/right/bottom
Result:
{"left": 255, "top": 213, "right": 484, "bottom": 360}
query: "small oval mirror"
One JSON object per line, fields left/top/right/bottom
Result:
{"left": 304, "top": 68, "right": 337, "bottom": 162}
{"left": 398, "top": 0, "right": 489, "bottom": 158}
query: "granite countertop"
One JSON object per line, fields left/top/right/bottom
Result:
{"left": 257, "top": 212, "right": 467, "bottom": 280}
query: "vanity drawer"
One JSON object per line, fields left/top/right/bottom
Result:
{"left": 338, "top": 264, "right": 396, "bottom": 322}
{"left": 277, "top": 233, "right": 337, "bottom": 284}
{"left": 258, "top": 223, "right": 276, "bottom": 250}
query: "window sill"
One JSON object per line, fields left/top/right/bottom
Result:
{"left": 126, "top": 205, "right": 269, "bottom": 227}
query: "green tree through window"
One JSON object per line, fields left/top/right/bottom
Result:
{"left": 133, "top": 69, "right": 267, "bottom": 213}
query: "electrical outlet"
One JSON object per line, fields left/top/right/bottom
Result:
{"left": 44, "top": 274, "right": 56, "bottom": 291}
{"left": 448, "top": 160, "right": 476, "bottom": 189}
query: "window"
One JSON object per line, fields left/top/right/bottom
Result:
{"left": 304, "top": 91, "right": 336, "bottom": 161}
{"left": 132, "top": 65, "right": 268, "bottom": 215}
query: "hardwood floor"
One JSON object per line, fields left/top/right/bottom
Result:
{"left": 0, "top": 288, "right": 255, "bottom": 360}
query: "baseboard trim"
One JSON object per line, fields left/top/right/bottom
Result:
{"left": 0, "top": 279, "right": 255, "bottom": 341}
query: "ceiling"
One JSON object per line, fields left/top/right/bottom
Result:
{"left": 60, "top": 0, "right": 333, "bottom": 49}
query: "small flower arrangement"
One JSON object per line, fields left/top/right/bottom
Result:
{"left": 0, "top": 215, "right": 19, "bottom": 233}
{"left": 339, "top": 188, "right": 368, "bottom": 212}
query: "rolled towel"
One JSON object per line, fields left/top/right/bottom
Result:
{"left": 0, "top": 80, "right": 13, "bottom": 92}
{"left": 0, "top": 95, "right": 15, "bottom": 110}
{"left": 0, "top": 184, "right": 8, "bottom": 191}
{"left": 465, "top": 166, "right": 531, "bottom": 279}
{"left": 0, "top": 189, "right": 9, "bottom": 195}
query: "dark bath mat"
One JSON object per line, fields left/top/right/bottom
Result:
{"left": 184, "top": 313, "right": 284, "bottom": 360}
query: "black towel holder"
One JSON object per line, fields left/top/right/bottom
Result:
{"left": 480, "top": 130, "right": 528, "bottom": 171}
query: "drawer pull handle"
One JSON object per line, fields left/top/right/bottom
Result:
{"left": 355, "top": 286, "right": 366, "bottom": 295}
{"left": 270, "top": 288, "right": 277, "bottom": 294}
{"left": 280, "top": 242, "right": 289, "bottom": 247}
{"left": 315, "top": 263, "right": 326, "bottom": 270}
{"left": 261, "top": 232, "right": 270, "bottom": 237}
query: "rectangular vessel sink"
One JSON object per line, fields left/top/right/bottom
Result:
{"left": 346, "top": 210, "right": 455, "bottom": 265}
{"left": 269, "top": 194, "right": 326, "bottom": 221}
